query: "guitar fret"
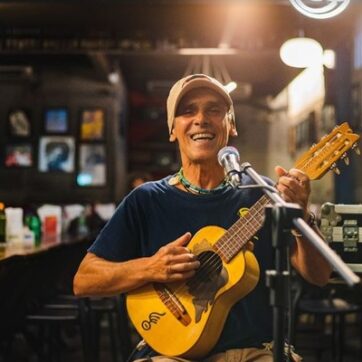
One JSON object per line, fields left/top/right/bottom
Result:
{"left": 215, "top": 195, "right": 270, "bottom": 262}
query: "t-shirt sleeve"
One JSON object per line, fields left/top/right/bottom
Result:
{"left": 88, "top": 191, "right": 143, "bottom": 262}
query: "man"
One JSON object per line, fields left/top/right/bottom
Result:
{"left": 74, "top": 74, "right": 332, "bottom": 362}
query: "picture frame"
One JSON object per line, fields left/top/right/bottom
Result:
{"left": 8, "top": 109, "right": 31, "bottom": 138}
{"left": 79, "top": 108, "right": 105, "bottom": 141}
{"left": 77, "top": 144, "right": 106, "bottom": 187}
{"left": 44, "top": 108, "right": 69, "bottom": 134}
{"left": 4, "top": 144, "right": 33, "bottom": 168}
{"left": 38, "top": 136, "right": 75, "bottom": 173}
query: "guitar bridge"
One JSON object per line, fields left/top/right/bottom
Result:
{"left": 153, "top": 283, "right": 191, "bottom": 326}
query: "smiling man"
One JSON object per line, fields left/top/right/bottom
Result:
{"left": 74, "top": 74, "right": 331, "bottom": 362}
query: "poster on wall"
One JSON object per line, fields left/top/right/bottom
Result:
{"left": 77, "top": 144, "right": 106, "bottom": 186}
{"left": 8, "top": 109, "right": 31, "bottom": 138}
{"left": 5, "top": 144, "right": 33, "bottom": 167}
{"left": 80, "top": 109, "right": 105, "bottom": 140}
{"left": 44, "top": 108, "right": 69, "bottom": 134}
{"left": 38, "top": 136, "right": 75, "bottom": 173}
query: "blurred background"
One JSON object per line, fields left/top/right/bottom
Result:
{"left": 0, "top": 1, "right": 362, "bottom": 361}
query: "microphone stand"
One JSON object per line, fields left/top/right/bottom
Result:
{"left": 238, "top": 162, "right": 360, "bottom": 362}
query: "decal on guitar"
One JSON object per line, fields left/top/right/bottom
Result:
{"left": 141, "top": 312, "right": 166, "bottom": 331}
{"left": 187, "top": 250, "right": 228, "bottom": 323}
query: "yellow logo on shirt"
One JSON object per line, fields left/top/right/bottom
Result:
{"left": 238, "top": 207, "right": 249, "bottom": 218}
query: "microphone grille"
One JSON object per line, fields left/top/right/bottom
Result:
{"left": 217, "top": 146, "right": 240, "bottom": 165}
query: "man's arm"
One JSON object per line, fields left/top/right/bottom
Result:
{"left": 275, "top": 166, "right": 332, "bottom": 287}
{"left": 290, "top": 223, "right": 332, "bottom": 287}
{"left": 73, "top": 232, "right": 200, "bottom": 296}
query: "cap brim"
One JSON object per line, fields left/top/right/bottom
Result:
{"left": 175, "top": 78, "right": 232, "bottom": 113}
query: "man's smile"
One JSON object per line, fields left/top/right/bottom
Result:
{"left": 190, "top": 132, "right": 215, "bottom": 141}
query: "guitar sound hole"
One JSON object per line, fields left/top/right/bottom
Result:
{"left": 195, "top": 251, "right": 222, "bottom": 282}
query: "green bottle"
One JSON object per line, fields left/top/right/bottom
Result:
{"left": 0, "top": 203, "right": 6, "bottom": 244}
{"left": 26, "top": 214, "right": 42, "bottom": 246}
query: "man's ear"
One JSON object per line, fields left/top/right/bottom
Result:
{"left": 169, "top": 130, "right": 177, "bottom": 142}
{"left": 229, "top": 125, "right": 238, "bottom": 137}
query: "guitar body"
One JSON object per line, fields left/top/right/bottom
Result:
{"left": 126, "top": 225, "right": 260, "bottom": 358}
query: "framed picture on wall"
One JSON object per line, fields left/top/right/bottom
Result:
{"left": 4, "top": 144, "right": 33, "bottom": 167}
{"left": 38, "top": 136, "right": 75, "bottom": 173}
{"left": 79, "top": 108, "right": 105, "bottom": 141}
{"left": 8, "top": 109, "right": 31, "bottom": 138}
{"left": 77, "top": 144, "right": 106, "bottom": 187}
{"left": 44, "top": 108, "right": 69, "bottom": 134}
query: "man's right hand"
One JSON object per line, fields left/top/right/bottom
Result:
{"left": 146, "top": 232, "right": 200, "bottom": 282}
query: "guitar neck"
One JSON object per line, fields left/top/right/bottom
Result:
{"left": 214, "top": 195, "right": 269, "bottom": 262}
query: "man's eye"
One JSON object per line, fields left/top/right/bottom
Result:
{"left": 208, "top": 108, "right": 223, "bottom": 114}
{"left": 182, "top": 109, "right": 194, "bottom": 115}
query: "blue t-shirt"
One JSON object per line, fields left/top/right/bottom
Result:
{"left": 89, "top": 175, "right": 274, "bottom": 355}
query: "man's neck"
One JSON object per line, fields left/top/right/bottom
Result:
{"left": 181, "top": 162, "right": 226, "bottom": 190}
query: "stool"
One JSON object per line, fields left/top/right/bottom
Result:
{"left": 87, "top": 296, "right": 127, "bottom": 362}
{"left": 46, "top": 294, "right": 130, "bottom": 362}
{"left": 24, "top": 294, "right": 92, "bottom": 362}
{"left": 25, "top": 308, "right": 83, "bottom": 362}
{"left": 297, "top": 296, "right": 360, "bottom": 362}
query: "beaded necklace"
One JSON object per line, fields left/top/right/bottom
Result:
{"left": 177, "top": 168, "right": 229, "bottom": 195}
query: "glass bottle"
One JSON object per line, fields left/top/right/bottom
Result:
{"left": 26, "top": 213, "right": 42, "bottom": 246}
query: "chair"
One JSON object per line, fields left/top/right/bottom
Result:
{"left": 38, "top": 294, "right": 133, "bottom": 362}
{"left": 292, "top": 277, "right": 361, "bottom": 362}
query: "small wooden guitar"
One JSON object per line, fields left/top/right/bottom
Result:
{"left": 126, "top": 122, "right": 360, "bottom": 358}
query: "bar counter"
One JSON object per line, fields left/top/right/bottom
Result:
{"left": 0, "top": 234, "right": 89, "bottom": 261}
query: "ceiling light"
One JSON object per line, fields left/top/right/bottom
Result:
{"left": 280, "top": 37, "right": 323, "bottom": 68}
{"left": 323, "top": 49, "right": 336, "bottom": 69}
{"left": 108, "top": 71, "right": 120, "bottom": 84}
{"left": 289, "top": 0, "right": 350, "bottom": 20}
{"left": 225, "top": 81, "right": 237, "bottom": 93}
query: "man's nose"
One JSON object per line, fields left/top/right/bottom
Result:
{"left": 194, "top": 110, "right": 208, "bottom": 125}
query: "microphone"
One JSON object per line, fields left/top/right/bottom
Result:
{"left": 217, "top": 146, "right": 242, "bottom": 188}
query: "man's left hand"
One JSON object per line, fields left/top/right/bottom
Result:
{"left": 275, "top": 166, "right": 311, "bottom": 217}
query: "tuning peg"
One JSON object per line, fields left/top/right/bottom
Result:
{"left": 329, "top": 163, "right": 341, "bottom": 175}
{"left": 352, "top": 143, "right": 361, "bottom": 155}
{"left": 341, "top": 152, "right": 350, "bottom": 165}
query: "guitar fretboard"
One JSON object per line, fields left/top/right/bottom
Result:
{"left": 213, "top": 195, "right": 269, "bottom": 262}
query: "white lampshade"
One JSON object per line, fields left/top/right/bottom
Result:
{"left": 280, "top": 37, "right": 323, "bottom": 68}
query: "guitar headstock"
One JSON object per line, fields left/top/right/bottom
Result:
{"left": 294, "top": 122, "right": 360, "bottom": 180}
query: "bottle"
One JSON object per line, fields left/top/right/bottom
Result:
{"left": 0, "top": 202, "right": 6, "bottom": 244}
{"left": 25, "top": 213, "right": 42, "bottom": 246}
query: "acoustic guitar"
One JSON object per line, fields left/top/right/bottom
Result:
{"left": 126, "top": 122, "right": 360, "bottom": 358}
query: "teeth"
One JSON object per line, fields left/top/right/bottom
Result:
{"left": 191, "top": 133, "right": 214, "bottom": 140}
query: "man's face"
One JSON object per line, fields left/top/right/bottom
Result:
{"left": 169, "top": 87, "right": 237, "bottom": 164}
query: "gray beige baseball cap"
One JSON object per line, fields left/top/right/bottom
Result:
{"left": 166, "top": 74, "right": 235, "bottom": 134}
